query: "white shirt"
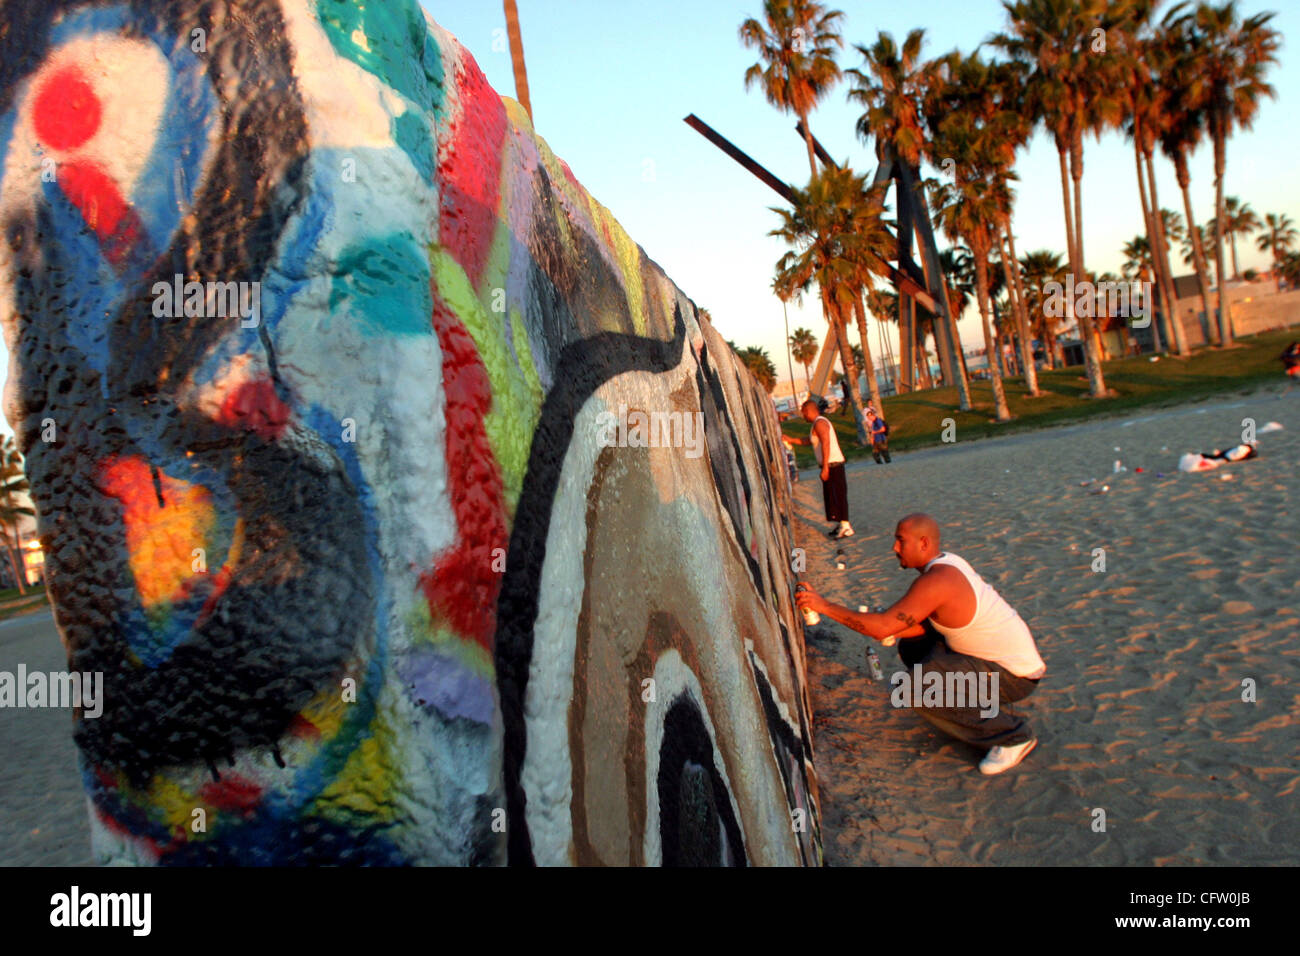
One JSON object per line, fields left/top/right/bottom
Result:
{"left": 923, "top": 552, "right": 1046, "bottom": 679}
{"left": 810, "top": 416, "right": 844, "bottom": 467}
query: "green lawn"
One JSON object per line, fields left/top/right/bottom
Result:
{"left": 0, "top": 582, "right": 49, "bottom": 621}
{"left": 782, "top": 327, "right": 1297, "bottom": 465}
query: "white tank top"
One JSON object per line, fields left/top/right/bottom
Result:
{"left": 924, "top": 552, "right": 1046, "bottom": 679}
{"left": 810, "top": 416, "right": 844, "bottom": 466}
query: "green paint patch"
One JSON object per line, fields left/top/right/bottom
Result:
{"left": 315, "top": 0, "right": 445, "bottom": 113}
{"left": 431, "top": 248, "right": 542, "bottom": 513}
{"left": 330, "top": 234, "right": 432, "bottom": 336}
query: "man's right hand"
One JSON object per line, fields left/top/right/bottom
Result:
{"left": 820, "top": 467, "right": 829, "bottom": 482}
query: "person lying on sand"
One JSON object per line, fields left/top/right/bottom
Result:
{"left": 795, "top": 513, "right": 1047, "bottom": 775}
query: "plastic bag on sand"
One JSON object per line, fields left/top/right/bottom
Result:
{"left": 1179, "top": 452, "right": 1223, "bottom": 472}
{"left": 1260, "top": 422, "right": 1284, "bottom": 435}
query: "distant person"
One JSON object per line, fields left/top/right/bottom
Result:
{"left": 785, "top": 400, "right": 854, "bottom": 539}
{"left": 795, "top": 513, "right": 1046, "bottom": 774}
{"left": 1281, "top": 341, "right": 1300, "bottom": 378}
{"left": 865, "top": 407, "right": 891, "bottom": 464}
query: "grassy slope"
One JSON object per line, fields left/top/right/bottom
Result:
{"left": 782, "top": 327, "right": 1297, "bottom": 465}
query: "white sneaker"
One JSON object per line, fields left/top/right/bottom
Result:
{"left": 978, "top": 738, "right": 1037, "bottom": 775}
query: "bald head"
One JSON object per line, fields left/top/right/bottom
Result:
{"left": 893, "top": 513, "right": 941, "bottom": 569}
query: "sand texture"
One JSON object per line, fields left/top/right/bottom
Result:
{"left": 795, "top": 387, "right": 1299, "bottom": 866}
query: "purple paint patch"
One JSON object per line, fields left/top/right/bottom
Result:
{"left": 398, "top": 648, "right": 496, "bottom": 724}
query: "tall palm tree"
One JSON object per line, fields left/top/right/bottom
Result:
{"left": 1175, "top": 1, "right": 1281, "bottom": 344}
{"left": 1156, "top": 4, "right": 1217, "bottom": 337}
{"left": 0, "top": 436, "right": 33, "bottom": 595}
{"left": 928, "top": 54, "right": 1013, "bottom": 422}
{"left": 741, "top": 0, "right": 845, "bottom": 178}
{"left": 849, "top": 29, "right": 967, "bottom": 406}
{"left": 1118, "top": 0, "right": 1186, "bottom": 354}
{"left": 995, "top": 0, "right": 1114, "bottom": 397}
{"left": 771, "top": 165, "right": 895, "bottom": 443}
{"left": 1256, "top": 213, "right": 1298, "bottom": 291}
{"left": 789, "top": 326, "right": 820, "bottom": 392}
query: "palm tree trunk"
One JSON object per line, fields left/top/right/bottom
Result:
{"left": 852, "top": 294, "right": 883, "bottom": 413}
{"left": 1176, "top": 150, "right": 1217, "bottom": 344}
{"left": 503, "top": 0, "right": 533, "bottom": 124}
{"left": 2, "top": 524, "right": 25, "bottom": 595}
{"left": 802, "top": 363, "right": 812, "bottom": 395}
{"left": 800, "top": 112, "right": 819, "bottom": 179}
{"left": 1134, "top": 143, "right": 1168, "bottom": 354}
{"left": 1060, "top": 146, "right": 1106, "bottom": 396}
{"left": 974, "top": 248, "right": 1010, "bottom": 422}
{"left": 1212, "top": 124, "right": 1234, "bottom": 345}
{"left": 828, "top": 300, "right": 869, "bottom": 444}
{"left": 944, "top": 288, "right": 972, "bottom": 410}
{"left": 1230, "top": 231, "right": 1240, "bottom": 281}
{"left": 1145, "top": 150, "right": 1188, "bottom": 355}
{"left": 1000, "top": 226, "right": 1039, "bottom": 395}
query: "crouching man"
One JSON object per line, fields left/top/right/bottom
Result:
{"left": 795, "top": 512, "right": 1046, "bottom": 775}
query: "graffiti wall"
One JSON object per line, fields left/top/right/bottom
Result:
{"left": 0, "top": 0, "right": 820, "bottom": 865}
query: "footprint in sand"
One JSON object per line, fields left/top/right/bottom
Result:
{"left": 1222, "top": 601, "right": 1254, "bottom": 615}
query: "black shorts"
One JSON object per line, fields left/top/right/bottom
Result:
{"left": 821, "top": 462, "right": 848, "bottom": 522}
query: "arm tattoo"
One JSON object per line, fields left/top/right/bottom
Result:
{"left": 895, "top": 611, "right": 917, "bottom": 627}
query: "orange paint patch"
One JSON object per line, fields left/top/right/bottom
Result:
{"left": 99, "top": 456, "right": 215, "bottom": 610}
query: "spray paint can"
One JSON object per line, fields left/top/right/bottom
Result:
{"left": 866, "top": 647, "right": 884, "bottom": 681}
{"left": 795, "top": 583, "right": 819, "bottom": 626}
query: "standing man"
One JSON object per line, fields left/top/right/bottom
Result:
{"left": 864, "top": 407, "right": 891, "bottom": 464}
{"left": 786, "top": 400, "right": 854, "bottom": 539}
{"left": 795, "top": 513, "right": 1046, "bottom": 774}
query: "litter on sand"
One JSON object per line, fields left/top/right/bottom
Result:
{"left": 1259, "top": 422, "right": 1284, "bottom": 435}
{"left": 1178, "top": 441, "right": 1260, "bottom": 473}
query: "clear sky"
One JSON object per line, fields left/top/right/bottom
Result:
{"left": 424, "top": 0, "right": 1298, "bottom": 386}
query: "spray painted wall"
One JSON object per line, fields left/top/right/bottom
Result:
{"left": 0, "top": 0, "right": 820, "bottom": 865}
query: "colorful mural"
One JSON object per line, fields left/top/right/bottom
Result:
{"left": 0, "top": 0, "right": 821, "bottom": 865}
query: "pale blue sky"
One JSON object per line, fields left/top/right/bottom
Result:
{"left": 425, "top": 0, "right": 1298, "bottom": 382}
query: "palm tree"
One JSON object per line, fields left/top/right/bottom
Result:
{"left": 1123, "top": 235, "right": 1156, "bottom": 281}
{"left": 928, "top": 53, "right": 1013, "bottom": 422}
{"left": 0, "top": 436, "right": 33, "bottom": 595}
{"left": 1115, "top": 1, "right": 1182, "bottom": 355}
{"left": 741, "top": 0, "right": 845, "bottom": 178}
{"left": 1020, "top": 249, "right": 1067, "bottom": 368}
{"left": 1156, "top": 5, "right": 1217, "bottom": 338}
{"left": 738, "top": 346, "right": 779, "bottom": 392}
{"left": 1278, "top": 250, "right": 1300, "bottom": 290}
{"left": 771, "top": 165, "right": 895, "bottom": 443}
{"left": 1256, "top": 213, "right": 1298, "bottom": 291}
{"left": 995, "top": 0, "right": 1114, "bottom": 397}
{"left": 789, "top": 326, "right": 819, "bottom": 392}
{"left": 1219, "top": 196, "right": 1262, "bottom": 280}
{"left": 849, "top": 28, "right": 967, "bottom": 406}
{"left": 1175, "top": 2, "right": 1281, "bottom": 345}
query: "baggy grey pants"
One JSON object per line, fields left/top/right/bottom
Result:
{"left": 896, "top": 627, "right": 1040, "bottom": 749}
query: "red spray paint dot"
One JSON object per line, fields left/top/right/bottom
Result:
{"left": 34, "top": 65, "right": 102, "bottom": 151}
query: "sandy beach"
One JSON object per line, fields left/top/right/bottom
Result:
{"left": 795, "top": 385, "right": 1300, "bottom": 866}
